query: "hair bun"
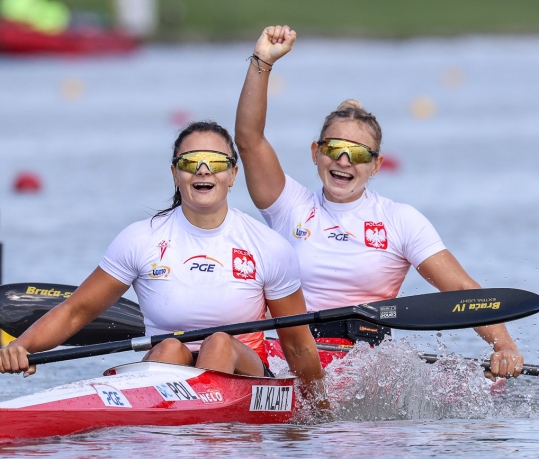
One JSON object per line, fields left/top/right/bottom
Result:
{"left": 336, "top": 99, "right": 363, "bottom": 111}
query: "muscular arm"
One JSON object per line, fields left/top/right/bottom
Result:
{"left": 266, "top": 288, "right": 326, "bottom": 400}
{"left": 417, "top": 249, "right": 523, "bottom": 377}
{"left": 234, "top": 26, "right": 296, "bottom": 209}
{"left": 0, "top": 267, "right": 129, "bottom": 375}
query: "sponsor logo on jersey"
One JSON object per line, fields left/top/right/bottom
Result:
{"left": 183, "top": 255, "right": 224, "bottom": 272}
{"left": 293, "top": 222, "right": 311, "bottom": 240}
{"left": 324, "top": 225, "right": 356, "bottom": 241}
{"left": 232, "top": 248, "right": 256, "bottom": 280}
{"left": 158, "top": 240, "right": 170, "bottom": 261}
{"left": 364, "top": 222, "right": 388, "bottom": 250}
{"left": 305, "top": 207, "right": 317, "bottom": 223}
{"left": 148, "top": 263, "right": 171, "bottom": 278}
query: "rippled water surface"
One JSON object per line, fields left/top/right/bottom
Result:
{"left": 1, "top": 35, "right": 539, "bottom": 457}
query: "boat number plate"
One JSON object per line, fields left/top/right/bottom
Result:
{"left": 250, "top": 385, "right": 293, "bottom": 411}
{"left": 155, "top": 381, "right": 198, "bottom": 402}
{"left": 93, "top": 384, "right": 132, "bottom": 408}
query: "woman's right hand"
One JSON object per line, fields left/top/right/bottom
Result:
{"left": 254, "top": 25, "right": 296, "bottom": 65}
{"left": 0, "top": 342, "right": 35, "bottom": 377}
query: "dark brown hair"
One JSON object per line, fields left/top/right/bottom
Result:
{"left": 153, "top": 120, "right": 237, "bottom": 219}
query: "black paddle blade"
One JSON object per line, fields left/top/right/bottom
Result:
{"left": 334, "top": 287, "right": 539, "bottom": 330}
{"left": 0, "top": 283, "right": 145, "bottom": 345}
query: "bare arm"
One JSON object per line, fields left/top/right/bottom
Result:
{"left": 234, "top": 25, "right": 296, "bottom": 209}
{"left": 266, "top": 288, "right": 328, "bottom": 411}
{"left": 0, "top": 267, "right": 130, "bottom": 376}
{"left": 266, "top": 288, "right": 324, "bottom": 383}
{"left": 417, "top": 249, "right": 524, "bottom": 377}
{"left": 266, "top": 288, "right": 330, "bottom": 414}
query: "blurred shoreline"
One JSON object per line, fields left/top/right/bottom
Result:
{"left": 58, "top": 0, "right": 539, "bottom": 43}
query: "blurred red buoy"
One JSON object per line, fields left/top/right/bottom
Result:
{"left": 380, "top": 154, "right": 400, "bottom": 172}
{"left": 13, "top": 172, "right": 43, "bottom": 193}
{"left": 170, "top": 110, "right": 192, "bottom": 127}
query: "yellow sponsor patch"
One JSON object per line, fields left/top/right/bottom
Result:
{"left": 148, "top": 264, "right": 171, "bottom": 279}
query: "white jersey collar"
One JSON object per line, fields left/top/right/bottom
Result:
{"left": 177, "top": 206, "right": 233, "bottom": 237}
{"left": 318, "top": 187, "right": 370, "bottom": 213}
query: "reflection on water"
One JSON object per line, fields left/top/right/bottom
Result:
{"left": 3, "top": 420, "right": 539, "bottom": 458}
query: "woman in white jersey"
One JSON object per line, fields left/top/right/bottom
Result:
{"left": 0, "top": 121, "right": 325, "bottom": 390}
{"left": 235, "top": 25, "right": 524, "bottom": 379}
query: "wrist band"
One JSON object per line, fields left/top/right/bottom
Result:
{"left": 247, "top": 54, "right": 273, "bottom": 74}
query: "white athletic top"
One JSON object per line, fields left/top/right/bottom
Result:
{"left": 100, "top": 206, "right": 301, "bottom": 352}
{"left": 260, "top": 175, "right": 446, "bottom": 312}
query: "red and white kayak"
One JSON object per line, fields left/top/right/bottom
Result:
{"left": 0, "top": 361, "right": 296, "bottom": 441}
{"left": 0, "top": 20, "right": 138, "bottom": 55}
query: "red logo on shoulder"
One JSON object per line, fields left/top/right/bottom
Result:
{"left": 158, "top": 240, "right": 170, "bottom": 261}
{"left": 232, "top": 248, "right": 256, "bottom": 280}
{"left": 364, "top": 222, "right": 388, "bottom": 250}
{"left": 305, "top": 207, "right": 316, "bottom": 223}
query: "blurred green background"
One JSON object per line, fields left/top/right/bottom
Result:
{"left": 64, "top": 0, "right": 539, "bottom": 41}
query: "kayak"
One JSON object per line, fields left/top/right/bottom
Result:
{"left": 0, "top": 361, "right": 296, "bottom": 441}
{"left": 265, "top": 337, "right": 349, "bottom": 368}
{"left": 0, "top": 20, "right": 138, "bottom": 55}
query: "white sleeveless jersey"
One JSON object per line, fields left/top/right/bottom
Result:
{"left": 260, "top": 175, "right": 446, "bottom": 312}
{"left": 99, "top": 207, "right": 301, "bottom": 352}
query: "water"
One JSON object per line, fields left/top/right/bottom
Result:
{"left": 2, "top": 420, "right": 539, "bottom": 458}
{"left": 1, "top": 35, "right": 539, "bottom": 456}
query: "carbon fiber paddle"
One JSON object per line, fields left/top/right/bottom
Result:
{"left": 1, "top": 282, "right": 537, "bottom": 365}
{"left": 0, "top": 283, "right": 144, "bottom": 345}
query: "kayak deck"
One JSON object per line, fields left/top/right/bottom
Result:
{"left": 0, "top": 361, "right": 296, "bottom": 441}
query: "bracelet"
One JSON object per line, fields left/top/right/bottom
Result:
{"left": 247, "top": 54, "right": 273, "bottom": 74}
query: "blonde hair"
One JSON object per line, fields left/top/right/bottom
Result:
{"left": 319, "top": 99, "right": 382, "bottom": 152}
{"left": 337, "top": 99, "right": 363, "bottom": 110}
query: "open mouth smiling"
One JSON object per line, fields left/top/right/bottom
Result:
{"left": 330, "top": 170, "right": 353, "bottom": 181}
{"left": 193, "top": 182, "right": 215, "bottom": 190}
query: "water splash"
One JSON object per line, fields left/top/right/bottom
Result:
{"left": 284, "top": 339, "right": 495, "bottom": 423}
{"left": 491, "top": 377, "right": 539, "bottom": 418}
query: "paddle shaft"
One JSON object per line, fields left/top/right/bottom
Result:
{"left": 1, "top": 284, "right": 535, "bottom": 366}
{"left": 315, "top": 343, "right": 539, "bottom": 377}
{"left": 27, "top": 308, "right": 350, "bottom": 365}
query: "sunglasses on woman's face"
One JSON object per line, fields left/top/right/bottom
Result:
{"left": 172, "top": 150, "right": 237, "bottom": 174}
{"left": 317, "top": 138, "right": 378, "bottom": 164}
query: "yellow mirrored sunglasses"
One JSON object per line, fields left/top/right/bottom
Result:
{"left": 317, "top": 138, "right": 378, "bottom": 164}
{"left": 172, "top": 150, "right": 237, "bottom": 174}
